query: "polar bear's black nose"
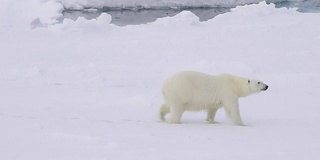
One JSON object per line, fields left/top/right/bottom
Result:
{"left": 262, "top": 85, "right": 268, "bottom": 91}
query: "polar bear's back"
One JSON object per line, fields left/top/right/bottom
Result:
{"left": 162, "top": 71, "right": 229, "bottom": 110}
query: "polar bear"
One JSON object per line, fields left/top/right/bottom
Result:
{"left": 160, "top": 71, "right": 268, "bottom": 125}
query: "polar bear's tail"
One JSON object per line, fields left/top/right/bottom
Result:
{"left": 160, "top": 104, "right": 170, "bottom": 121}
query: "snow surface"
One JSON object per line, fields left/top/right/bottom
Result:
{"left": 1, "top": 1, "right": 320, "bottom": 160}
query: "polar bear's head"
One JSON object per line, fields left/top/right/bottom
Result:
{"left": 247, "top": 79, "right": 268, "bottom": 93}
{"left": 229, "top": 75, "right": 268, "bottom": 97}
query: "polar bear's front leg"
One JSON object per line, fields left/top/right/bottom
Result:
{"left": 224, "top": 102, "right": 245, "bottom": 126}
{"left": 230, "top": 108, "right": 245, "bottom": 126}
{"left": 206, "top": 108, "right": 219, "bottom": 123}
{"left": 170, "top": 106, "right": 184, "bottom": 124}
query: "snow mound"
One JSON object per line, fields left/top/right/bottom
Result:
{"left": 0, "top": 0, "right": 63, "bottom": 29}
{"left": 47, "top": 13, "right": 113, "bottom": 33}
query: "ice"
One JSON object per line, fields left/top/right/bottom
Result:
{"left": 1, "top": 0, "right": 320, "bottom": 160}
{"left": 58, "top": 0, "right": 264, "bottom": 10}
{"left": 58, "top": 0, "right": 320, "bottom": 11}
{"left": 58, "top": 0, "right": 320, "bottom": 26}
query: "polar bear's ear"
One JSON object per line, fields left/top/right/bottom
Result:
{"left": 248, "top": 80, "right": 251, "bottom": 84}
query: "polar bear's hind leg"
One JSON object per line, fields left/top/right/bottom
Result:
{"left": 160, "top": 104, "right": 170, "bottom": 121}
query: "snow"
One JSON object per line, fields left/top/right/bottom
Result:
{"left": 1, "top": 0, "right": 320, "bottom": 160}
{"left": 0, "top": 0, "right": 63, "bottom": 29}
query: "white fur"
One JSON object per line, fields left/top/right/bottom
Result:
{"left": 160, "top": 71, "right": 268, "bottom": 125}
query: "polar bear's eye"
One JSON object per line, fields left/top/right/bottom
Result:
{"left": 257, "top": 82, "right": 261, "bottom": 84}
{"left": 248, "top": 80, "right": 250, "bottom": 84}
